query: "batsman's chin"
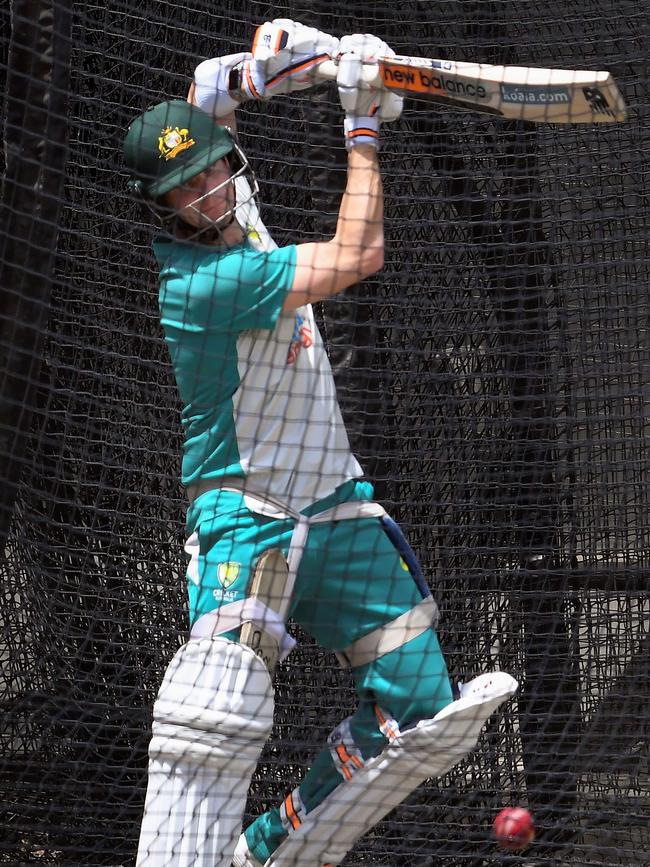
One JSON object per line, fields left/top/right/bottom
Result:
{"left": 194, "top": 208, "right": 229, "bottom": 228}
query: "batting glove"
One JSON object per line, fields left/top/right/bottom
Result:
{"left": 337, "top": 37, "right": 403, "bottom": 149}
{"left": 193, "top": 19, "right": 338, "bottom": 115}
{"left": 338, "top": 33, "right": 392, "bottom": 64}
{"left": 242, "top": 18, "right": 339, "bottom": 98}
{"left": 192, "top": 52, "right": 259, "bottom": 118}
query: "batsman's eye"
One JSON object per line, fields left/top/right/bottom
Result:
{"left": 182, "top": 172, "right": 207, "bottom": 192}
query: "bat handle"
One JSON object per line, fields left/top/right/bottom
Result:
{"left": 315, "top": 58, "right": 382, "bottom": 89}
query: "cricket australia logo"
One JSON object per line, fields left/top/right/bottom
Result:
{"left": 217, "top": 561, "right": 241, "bottom": 589}
{"left": 158, "top": 126, "right": 196, "bottom": 161}
{"left": 287, "top": 313, "right": 313, "bottom": 364}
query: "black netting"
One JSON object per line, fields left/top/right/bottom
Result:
{"left": 1, "top": 1, "right": 649, "bottom": 865}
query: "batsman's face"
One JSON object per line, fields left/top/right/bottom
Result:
{"left": 165, "top": 158, "right": 235, "bottom": 227}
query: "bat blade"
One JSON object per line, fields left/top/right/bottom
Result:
{"left": 378, "top": 56, "right": 627, "bottom": 123}
{"left": 315, "top": 56, "right": 627, "bottom": 123}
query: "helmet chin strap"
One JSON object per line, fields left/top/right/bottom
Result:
{"left": 188, "top": 213, "right": 237, "bottom": 246}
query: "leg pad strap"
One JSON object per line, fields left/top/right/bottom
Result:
{"left": 335, "top": 596, "right": 439, "bottom": 670}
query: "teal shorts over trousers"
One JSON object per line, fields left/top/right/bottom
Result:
{"left": 185, "top": 480, "right": 454, "bottom": 865}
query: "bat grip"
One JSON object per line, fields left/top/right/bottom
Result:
{"left": 315, "top": 58, "right": 382, "bottom": 89}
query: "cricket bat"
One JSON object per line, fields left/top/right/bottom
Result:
{"left": 316, "top": 55, "right": 626, "bottom": 123}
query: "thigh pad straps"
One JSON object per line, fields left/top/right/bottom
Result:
{"left": 335, "top": 595, "right": 439, "bottom": 670}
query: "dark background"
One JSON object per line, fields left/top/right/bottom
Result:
{"left": 1, "top": 1, "right": 648, "bottom": 864}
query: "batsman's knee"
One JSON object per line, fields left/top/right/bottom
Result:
{"left": 352, "top": 626, "right": 455, "bottom": 730}
{"left": 150, "top": 637, "right": 274, "bottom": 753}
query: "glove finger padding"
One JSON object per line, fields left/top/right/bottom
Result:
{"left": 338, "top": 33, "right": 394, "bottom": 63}
{"left": 378, "top": 88, "right": 404, "bottom": 123}
{"left": 337, "top": 53, "right": 380, "bottom": 117}
{"left": 250, "top": 18, "right": 339, "bottom": 95}
{"left": 337, "top": 37, "right": 403, "bottom": 126}
{"left": 337, "top": 54, "right": 380, "bottom": 148}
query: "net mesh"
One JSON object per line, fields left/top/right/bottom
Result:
{"left": 1, "top": 0, "right": 649, "bottom": 864}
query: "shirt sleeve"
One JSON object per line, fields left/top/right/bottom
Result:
{"left": 187, "top": 244, "right": 297, "bottom": 333}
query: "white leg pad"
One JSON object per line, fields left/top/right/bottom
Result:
{"left": 266, "top": 672, "right": 518, "bottom": 867}
{"left": 136, "top": 638, "right": 274, "bottom": 867}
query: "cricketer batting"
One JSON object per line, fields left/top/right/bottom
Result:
{"left": 122, "top": 19, "right": 518, "bottom": 867}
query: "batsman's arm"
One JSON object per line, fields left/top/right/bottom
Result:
{"left": 284, "top": 143, "right": 384, "bottom": 311}
{"left": 186, "top": 89, "right": 237, "bottom": 136}
{"left": 284, "top": 44, "right": 402, "bottom": 311}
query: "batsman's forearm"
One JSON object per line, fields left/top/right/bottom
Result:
{"left": 283, "top": 144, "right": 383, "bottom": 310}
{"left": 334, "top": 145, "right": 384, "bottom": 270}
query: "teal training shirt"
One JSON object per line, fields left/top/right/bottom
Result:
{"left": 154, "top": 236, "right": 363, "bottom": 513}
{"left": 155, "top": 238, "right": 296, "bottom": 485}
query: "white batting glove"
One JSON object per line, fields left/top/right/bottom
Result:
{"left": 337, "top": 33, "right": 392, "bottom": 63}
{"left": 192, "top": 52, "right": 260, "bottom": 118}
{"left": 243, "top": 18, "right": 339, "bottom": 97}
{"left": 337, "top": 39, "right": 403, "bottom": 149}
{"left": 193, "top": 21, "right": 338, "bottom": 114}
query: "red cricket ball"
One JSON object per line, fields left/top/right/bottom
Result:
{"left": 493, "top": 806, "right": 536, "bottom": 851}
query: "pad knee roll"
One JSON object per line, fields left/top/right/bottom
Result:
{"left": 150, "top": 637, "right": 274, "bottom": 766}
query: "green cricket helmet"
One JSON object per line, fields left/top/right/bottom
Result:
{"left": 123, "top": 99, "right": 235, "bottom": 198}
